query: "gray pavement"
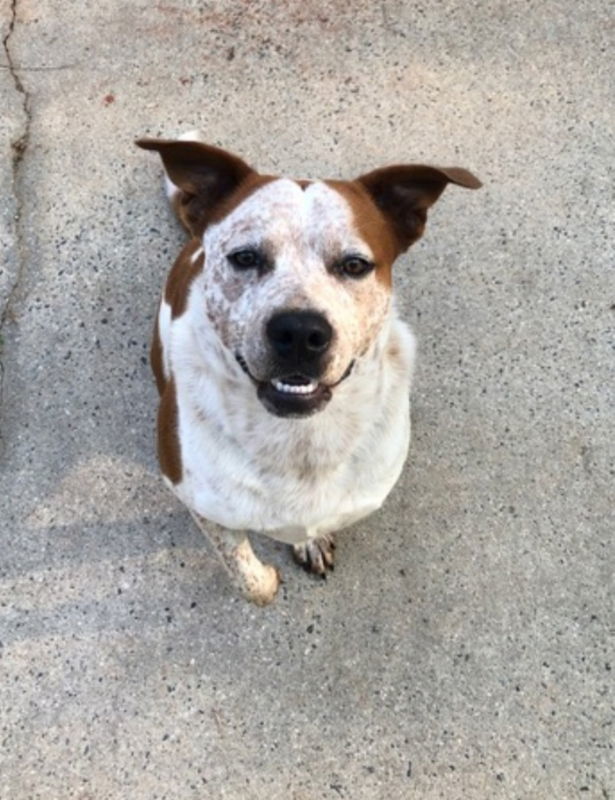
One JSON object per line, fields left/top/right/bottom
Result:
{"left": 1, "top": 1, "right": 613, "bottom": 798}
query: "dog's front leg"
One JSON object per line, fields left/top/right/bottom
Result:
{"left": 189, "top": 513, "right": 280, "bottom": 605}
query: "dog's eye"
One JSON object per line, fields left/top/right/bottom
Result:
{"left": 337, "top": 255, "right": 374, "bottom": 278}
{"left": 227, "top": 249, "right": 265, "bottom": 271}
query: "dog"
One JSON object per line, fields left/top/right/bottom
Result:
{"left": 136, "top": 132, "right": 480, "bottom": 604}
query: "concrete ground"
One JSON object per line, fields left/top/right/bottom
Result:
{"left": 1, "top": 1, "right": 613, "bottom": 798}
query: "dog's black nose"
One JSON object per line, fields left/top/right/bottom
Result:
{"left": 266, "top": 310, "right": 333, "bottom": 364}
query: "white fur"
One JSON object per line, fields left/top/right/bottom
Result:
{"left": 158, "top": 296, "right": 172, "bottom": 381}
{"left": 169, "top": 311, "right": 414, "bottom": 543}
{"left": 200, "top": 179, "right": 393, "bottom": 387}
{"left": 157, "top": 177, "right": 416, "bottom": 545}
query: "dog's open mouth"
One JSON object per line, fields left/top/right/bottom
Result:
{"left": 235, "top": 355, "right": 353, "bottom": 418}
{"left": 261, "top": 374, "right": 331, "bottom": 417}
{"left": 271, "top": 375, "right": 320, "bottom": 395}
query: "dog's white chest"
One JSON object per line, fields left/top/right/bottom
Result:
{"left": 173, "top": 410, "right": 410, "bottom": 545}
{"left": 176, "top": 409, "right": 410, "bottom": 544}
{"left": 168, "top": 310, "right": 415, "bottom": 544}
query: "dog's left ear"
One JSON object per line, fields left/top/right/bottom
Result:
{"left": 136, "top": 138, "right": 255, "bottom": 234}
{"left": 357, "top": 164, "right": 482, "bottom": 254}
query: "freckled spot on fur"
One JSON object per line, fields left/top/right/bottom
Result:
{"left": 221, "top": 273, "right": 248, "bottom": 303}
{"left": 295, "top": 453, "right": 320, "bottom": 482}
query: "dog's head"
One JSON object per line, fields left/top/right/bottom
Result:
{"left": 138, "top": 138, "right": 481, "bottom": 418}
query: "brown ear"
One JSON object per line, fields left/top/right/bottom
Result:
{"left": 136, "top": 138, "right": 255, "bottom": 235}
{"left": 357, "top": 164, "right": 482, "bottom": 254}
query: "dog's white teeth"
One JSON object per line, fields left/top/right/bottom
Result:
{"left": 272, "top": 379, "right": 318, "bottom": 395}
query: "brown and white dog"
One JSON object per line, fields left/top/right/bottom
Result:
{"left": 137, "top": 132, "right": 480, "bottom": 605}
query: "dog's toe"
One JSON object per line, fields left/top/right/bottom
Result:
{"left": 292, "top": 535, "right": 335, "bottom": 576}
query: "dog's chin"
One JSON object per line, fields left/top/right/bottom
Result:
{"left": 235, "top": 355, "right": 354, "bottom": 419}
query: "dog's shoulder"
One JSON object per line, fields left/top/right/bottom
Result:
{"left": 164, "top": 238, "right": 204, "bottom": 320}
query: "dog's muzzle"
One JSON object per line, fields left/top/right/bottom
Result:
{"left": 235, "top": 309, "right": 353, "bottom": 418}
{"left": 235, "top": 357, "right": 355, "bottom": 418}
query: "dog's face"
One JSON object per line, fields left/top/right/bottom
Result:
{"left": 138, "top": 138, "right": 481, "bottom": 417}
{"left": 201, "top": 178, "right": 394, "bottom": 416}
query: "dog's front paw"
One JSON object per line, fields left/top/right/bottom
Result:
{"left": 293, "top": 534, "right": 335, "bottom": 577}
{"left": 244, "top": 563, "right": 281, "bottom": 606}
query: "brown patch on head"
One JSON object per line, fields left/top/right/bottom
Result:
{"left": 326, "top": 180, "right": 399, "bottom": 286}
{"left": 157, "top": 376, "right": 182, "bottom": 484}
{"left": 150, "top": 312, "right": 165, "bottom": 396}
{"left": 136, "top": 137, "right": 279, "bottom": 236}
{"left": 164, "top": 238, "right": 205, "bottom": 319}
{"left": 171, "top": 173, "right": 277, "bottom": 233}
{"left": 328, "top": 162, "right": 480, "bottom": 285}
{"left": 208, "top": 173, "right": 277, "bottom": 225}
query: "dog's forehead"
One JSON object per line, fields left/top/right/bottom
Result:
{"left": 211, "top": 178, "right": 363, "bottom": 247}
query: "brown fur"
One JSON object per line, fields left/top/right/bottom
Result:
{"left": 153, "top": 239, "right": 205, "bottom": 484}
{"left": 164, "top": 238, "right": 205, "bottom": 319}
{"left": 150, "top": 315, "right": 165, "bottom": 396}
{"left": 171, "top": 173, "right": 277, "bottom": 237}
{"left": 208, "top": 173, "right": 277, "bottom": 226}
{"left": 327, "top": 179, "right": 399, "bottom": 286}
{"left": 136, "top": 138, "right": 269, "bottom": 237}
{"left": 170, "top": 191, "right": 192, "bottom": 235}
{"left": 357, "top": 164, "right": 482, "bottom": 254}
{"left": 158, "top": 376, "right": 182, "bottom": 484}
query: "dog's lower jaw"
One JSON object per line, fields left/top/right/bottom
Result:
{"left": 235, "top": 353, "right": 356, "bottom": 418}
{"left": 257, "top": 380, "right": 331, "bottom": 418}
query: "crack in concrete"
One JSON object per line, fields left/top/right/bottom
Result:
{"left": 2, "top": 0, "right": 31, "bottom": 322}
{"left": 0, "top": 62, "right": 77, "bottom": 72}
{"left": 1, "top": 0, "right": 32, "bottom": 447}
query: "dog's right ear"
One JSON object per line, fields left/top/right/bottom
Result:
{"left": 357, "top": 164, "right": 482, "bottom": 255}
{"left": 136, "top": 138, "right": 255, "bottom": 235}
